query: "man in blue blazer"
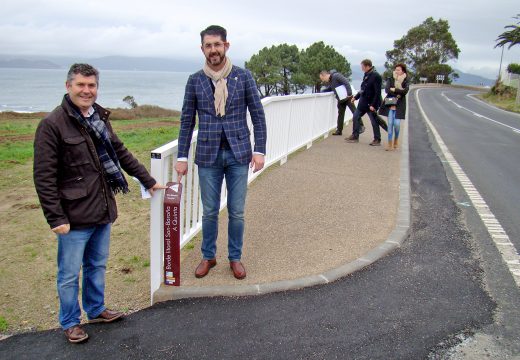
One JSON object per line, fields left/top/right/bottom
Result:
{"left": 175, "top": 25, "right": 267, "bottom": 280}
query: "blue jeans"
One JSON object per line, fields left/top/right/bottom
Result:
{"left": 387, "top": 109, "right": 401, "bottom": 142}
{"left": 198, "top": 148, "right": 249, "bottom": 262}
{"left": 57, "top": 224, "right": 111, "bottom": 330}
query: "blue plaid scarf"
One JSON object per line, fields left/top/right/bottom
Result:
{"left": 65, "top": 95, "right": 129, "bottom": 194}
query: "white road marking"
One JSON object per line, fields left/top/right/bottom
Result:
{"left": 440, "top": 92, "right": 520, "bottom": 135}
{"left": 416, "top": 89, "right": 520, "bottom": 287}
{"left": 467, "top": 93, "right": 520, "bottom": 119}
{"left": 440, "top": 89, "right": 520, "bottom": 134}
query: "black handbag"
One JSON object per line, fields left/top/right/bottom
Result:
{"left": 384, "top": 97, "right": 398, "bottom": 106}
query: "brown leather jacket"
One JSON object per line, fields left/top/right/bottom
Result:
{"left": 33, "top": 96, "right": 156, "bottom": 229}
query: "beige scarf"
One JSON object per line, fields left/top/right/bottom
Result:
{"left": 203, "top": 56, "right": 233, "bottom": 116}
{"left": 393, "top": 71, "right": 407, "bottom": 90}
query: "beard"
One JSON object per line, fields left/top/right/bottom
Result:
{"left": 206, "top": 51, "right": 226, "bottom": 66}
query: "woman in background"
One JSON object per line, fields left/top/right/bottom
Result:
{"left": 379, "top": 63, "right": 409, "bottom": 151}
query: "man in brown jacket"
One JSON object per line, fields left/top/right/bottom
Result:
{"left": 33, "top": 63, "right": 165, "bottom": 343}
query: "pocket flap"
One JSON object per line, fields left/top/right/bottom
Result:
{"left": 60, "top": 186, "right": 88, "bottom": 200}
{"left": 59, "top": 175, "right": 97, "bottom": 200}
{"left": 64, "top": 136, "right": 86, "bottom": 145}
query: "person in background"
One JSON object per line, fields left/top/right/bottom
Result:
{"left": 33, "top": 63, "right": 166, "bottom": 343}
{"left": 319, "top": 69, "right": 364, "bottom": 136}
{"left": 346, "top": 59, "right": 387, "bottom": 146}
{"left": 379, "top": 63, "right": 409, "bottom": 150}
{"left": 175, "top": 25, "right": 267, "bottom": 280}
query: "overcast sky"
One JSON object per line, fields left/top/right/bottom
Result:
{"left": 1, "top": 0, "right": 519, "bottom": 79}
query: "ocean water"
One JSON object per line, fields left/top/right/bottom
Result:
{"left": 0, "top": 68, "right": 362, "bottom": 113}
{"left": 0, "top": 68, "right": 191, "bottom": 112}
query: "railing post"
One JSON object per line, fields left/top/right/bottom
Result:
{"left": 150, "top": 153, "right": 165, "bottom": 303}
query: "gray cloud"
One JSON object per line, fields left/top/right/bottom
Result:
{"left": 1, "top": 0, "right": 519, "bottom": 78}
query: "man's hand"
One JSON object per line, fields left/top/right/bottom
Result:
{"left": 350, "top": 97, "right": 356, "bottom": 103}
{"left": 175, "top": 161, "right": 188, "bottom": 182}
{"left": 369, "top": 105, "right": 376, "bottom": 112}
{"left": 148, "top": 183, "right": 168, "bottom": 196}
{"left": 250, "top": 154, "right": 265, "bottom": 173}
{"left": 52, "top": 224, "right": 70, "bottom": 234}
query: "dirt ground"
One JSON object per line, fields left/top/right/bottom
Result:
{"left": 0, "top": 114, "right": 182, "bottom": 336}
{"left": 0, "top": 160, "right": 159, "bottom": 335}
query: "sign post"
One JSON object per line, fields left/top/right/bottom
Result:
{"left": 163, "top": 182, "right": 182, "bottom": 286}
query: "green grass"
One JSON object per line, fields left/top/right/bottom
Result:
{"left": 0, "top": 116, "right": 180, "bottom": 170}
{"left": 479, "top": 93, "right": 520, "bottom": 113}
{"left": 0, "top": 316, "right": 8, "bottom": 332}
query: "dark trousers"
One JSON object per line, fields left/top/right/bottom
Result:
{"left": 337, "top": 100, "right": 363, "bottom": 134}
{"left": 352, "top": 108, "right": 387, "bottom": 140}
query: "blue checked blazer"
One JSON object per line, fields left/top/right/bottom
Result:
{"left": 177, "top": 65, "right": 267, "bottom": 167}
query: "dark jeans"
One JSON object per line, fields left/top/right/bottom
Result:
{"left": 352, "top": 108, "right": 387, "bottom": 140}
{"left": 337, "top": 100, "right": 363, "bottom": 133}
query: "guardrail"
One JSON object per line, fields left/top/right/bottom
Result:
{"left": 149, "top": 91, "right": 349, "bottom": 301}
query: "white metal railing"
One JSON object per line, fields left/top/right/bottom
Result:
{"left": 149, "top": 91, "right": 351, "bottom": 301}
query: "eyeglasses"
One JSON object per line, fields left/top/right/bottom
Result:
{"left": 203, "top": 42, "right": 226, "bottom": 50}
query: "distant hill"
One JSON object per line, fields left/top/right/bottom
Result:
{"left": 350, "top": 65, "right": 494, "bottom": 86}
{"left": 0, "top": 55, "right": 495, "bottom": 86}
{"left": 0, "top": 58, "right": 61, "bottom": 69}
{"left": 452, "top": 69, "right": 494, "bottom": 87}
{"left": 0, "top": 54, "right": 202, "bottom": 72}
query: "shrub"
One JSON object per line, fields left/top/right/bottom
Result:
{"left": 507, "top": 63, "right": 520, "bottom": 75}
{"left": 490, "top": 81, "right": 516, "bottom": 97}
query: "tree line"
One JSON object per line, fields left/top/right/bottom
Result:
{"left": 245, "top": 41, "right": 352, "bottom": 97}
{"left": 245, "top": 17, "right": 460, "bottom": 97}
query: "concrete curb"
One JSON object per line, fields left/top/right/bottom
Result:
{"left": 153, "top": 106, "right": 411, "bottom": 303}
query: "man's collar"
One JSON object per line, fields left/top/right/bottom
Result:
{"left": 86, "top": 106, "right": 95, "bottom": 117}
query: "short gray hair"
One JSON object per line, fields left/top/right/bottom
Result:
{"left": 66, "top": 63, "right": 99, "bottom": 85}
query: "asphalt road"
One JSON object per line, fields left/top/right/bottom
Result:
{"left": 0, "top": 88, "right": 517, "bottom": 359}
{"left": 416, "top": 88, "right": 520, "bottom": 250}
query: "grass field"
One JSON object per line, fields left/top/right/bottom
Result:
{"left": 478, "top": 93, "right": 520, "bottom": 113}
{"left": 0, "top": 110, "right": 180, "bottom": 335}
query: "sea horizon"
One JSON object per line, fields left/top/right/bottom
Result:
{"left": 0, "top": 68, "right": 363, "bottom": 114}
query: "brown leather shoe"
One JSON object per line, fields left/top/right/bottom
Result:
{"left": 230, "top": 261, "right": 246, "bottom": 280}
{"left": 88, "top": 309, "right": 124, "bottom": 324}
{"left": 345, "top": 135, "right": 359, "bottom": 143}
{"left": 64, "top": 325, "right": 88, "bottom": 343}
{"left": 195, "top": 258, "right": 217, "bottom": 278}
{"left": 369, "top": 139, "right": 381, "bottom": 146}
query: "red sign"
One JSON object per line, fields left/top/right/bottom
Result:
{"left": 163, "top": 182, "right": 182, "bottom": 286}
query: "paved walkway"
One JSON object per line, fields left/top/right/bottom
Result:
{"left": 155, "top": 120, "right": 407, "bottom": 301}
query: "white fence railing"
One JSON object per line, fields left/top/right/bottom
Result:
{"left": 149, "top": 91, "right": 346, "bottom": 301}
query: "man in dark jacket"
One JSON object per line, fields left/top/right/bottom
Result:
{"left": 33, "top": 63, "right": 165, "bottom": 343}
{"left": 319, "top": 70, "right": 364, "bottom": 135}
{"left": 346, "top": 59, "right": 387, "bottom": 146}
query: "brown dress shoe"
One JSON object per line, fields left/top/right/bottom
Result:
{"left": 230, "top": 261, "right": 246, "bottom": 279}
{"left": 369, "top": 139, "right": 381, "bottom": 146}
{"left": 64, "top": 325, "right": 88, "bottom": 343}
{"left": 195, "top": 259, "right": 217, "bottom": 278}
{"left": 88, "top": 309, "right": 124, "bottom": 324}
{"left": 345, "top": 135, "right": 359, "bottom": 143}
